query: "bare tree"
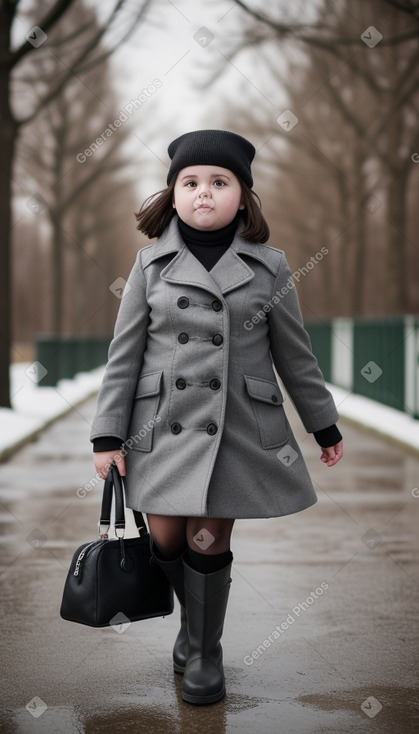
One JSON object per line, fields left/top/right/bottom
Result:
{"left": 0, "top": 0, "right": 151, "bottom": 407}
{"left": 69, "top": 175, "right": 140, "bottom": 337}
{"left": 206, "top": 0, "right": 419, "bottom": 316}
{"left": 231, "top": 0, "right": 419, "bottom": 48}
{"left": 17, "top": 49, "right": 134, "bottom": 335}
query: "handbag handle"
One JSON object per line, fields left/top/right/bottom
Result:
{"left": 99, "top": 464, "right": 148, "bottom": 538}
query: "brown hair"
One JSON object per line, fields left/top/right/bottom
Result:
{"left": 134, "top": 175, "right": 270, "bottom": 243}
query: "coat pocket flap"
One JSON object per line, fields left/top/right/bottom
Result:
{"left": 244, "top": 375, "right": 284, "bottom": 405}
{"left": 134, "top": 370, "right": 163, "bottom": 399}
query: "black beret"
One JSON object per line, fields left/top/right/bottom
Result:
{"left": 167, "top": 129, "right": 255, "bottom": 188}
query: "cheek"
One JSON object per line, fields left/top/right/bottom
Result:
{"left": 173, "top": 190, "right": 187, "bottom": 209}
{"left": 222, "top": 190, "right": 242, "bottom": 209}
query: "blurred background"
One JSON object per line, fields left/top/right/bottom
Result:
{"left": 1, "top": 5, "right": 419, "bottom": 729}
{"left": 1, "top": 0, "right": 418, "bottom": 415}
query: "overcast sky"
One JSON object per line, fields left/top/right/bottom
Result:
{"left": 12, "top": 0, "right": 311, "bottom": 202}
{"left": 92, "top": 0, "right": 292, "bottom": 199}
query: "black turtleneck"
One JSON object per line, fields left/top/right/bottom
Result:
{"left": 178, "top": 212, "right": 241, "bottom": 271}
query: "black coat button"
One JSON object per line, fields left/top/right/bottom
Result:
{"left": 212, "top": 299, "right": 222, "bottom": 312}
{"left": 212, "top": 333, "right": 223, "bottom": 346}
{"left": 209, "top": 378, "right": 221, "bottom": 390}
{"left": 178, "top": 332, "right": 189, "bottom": 344}
{"left": 177, "top": 297, "right": 189, "bottom": 309}
{"left": 171, "top": 422, "right": 182, "bottom": 434}
{"left": 176, "top": 378, "right": 186, "bottom": 390}
{"left": 272, "top": 395, "right": 278, "bottom": 403}
{"left": 207, "top": 423, "right": 218, "bottom": 435}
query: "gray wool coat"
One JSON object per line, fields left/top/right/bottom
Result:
{"left": 90, "top": 215, "right": 339, "bottom": 518}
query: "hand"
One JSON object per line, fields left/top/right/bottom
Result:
{"left": 94, "top": 450, "right": 126, "bottom": 479}
{"left": 320, "top": 440, "right": 343, "bottom": 467}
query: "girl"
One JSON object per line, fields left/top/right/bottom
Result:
{"left": 91, "top": 129, "right": 343, "bottom": 706}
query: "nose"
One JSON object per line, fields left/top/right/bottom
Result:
{"left": 197, "top": 183, "right": 211, "bottom": 199}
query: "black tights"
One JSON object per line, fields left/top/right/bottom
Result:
{"left": 147, "top": 514, "right": 235, "bottom": 572}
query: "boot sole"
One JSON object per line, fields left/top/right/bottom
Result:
{"left": 181, "top": 686, "right": 225, "bottom": 705}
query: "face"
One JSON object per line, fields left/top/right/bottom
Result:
{"left": 172, "top": 165, "right": 245, "bottom": 231}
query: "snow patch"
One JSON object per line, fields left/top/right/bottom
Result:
{"left": 326, "top": 383, "right": 419, "bottom": 452}
{"left": 0, "top": 363, "right": 105, "bottom": 459}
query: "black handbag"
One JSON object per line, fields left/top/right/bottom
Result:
{"left": 60, "top": 464, "right": 174, "bottom": 627}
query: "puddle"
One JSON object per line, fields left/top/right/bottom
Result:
{"left": 299, "top": 685, "right": 419, "bottom": 731}
{"left": 9, "top": 705, "right": 83, "bottom": 733}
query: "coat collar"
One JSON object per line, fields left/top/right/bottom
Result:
{"left": 141, "top": 215, "right": 275, "bottom": 297}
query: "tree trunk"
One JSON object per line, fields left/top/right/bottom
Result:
{"left": 51, "top": 213, "right": 64, "bottom": 334}
{"left": 73, "top": 214, "right": 87, "bottom": 333}
{"left": 386, "top": 169, "right": 408, "bottom": 313}
{"left": 50, "top": 131, "right": 65, "bottom": 335}
{"left": 336, "top": 162, "right": 353, "bottom": 315}
{"left": 0, "top": 51, "right": 17, "bottom": 407}
{"left": 351, "top": 145, "right": 368, "bottom": 315}
{"left": 384, "top": 29, "right": 407, "bottom": 315}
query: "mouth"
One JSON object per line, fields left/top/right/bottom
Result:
{"left": 195, "top": 204, "right": 213, "bottom": 210}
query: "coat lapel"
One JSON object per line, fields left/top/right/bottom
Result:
{"left": 209, "top": 235, "right": 255, "bottom": 295}
{"left": 153, "top": 215, "right": 255, "bottom": 298}
{"left": 161, "top": 245, "right": 224, "bottom": 298}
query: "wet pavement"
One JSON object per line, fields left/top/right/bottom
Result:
{"left": 0, "top": 394, "right": 418, "bottom": 733}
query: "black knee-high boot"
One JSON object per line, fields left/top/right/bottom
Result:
{"left": 181, "top": 555, "right": 233, "bottom": 705}
{"left": 150, "top": 539, "right": 189, "bottom": 674}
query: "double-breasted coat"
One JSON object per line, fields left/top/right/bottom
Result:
{"left": 90, "top": 215, "right": 339, "bottom": 518}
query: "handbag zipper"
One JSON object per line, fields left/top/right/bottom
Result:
{"left": 73, "top": 539, "right": 104, "bottom": 577}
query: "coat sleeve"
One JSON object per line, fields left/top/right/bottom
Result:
{"left": 90, "top": 250, "right": 149, "bottom": 444}
{"left": 267, "top": 252, "right": 339, "bottom": 433}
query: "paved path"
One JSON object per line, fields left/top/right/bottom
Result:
{"left": 0, "top": 395, "right": 418, "bottom": 733}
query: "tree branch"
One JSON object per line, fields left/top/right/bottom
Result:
{"left": 61, "top": 139, "right": 130, "bottom": 212}
{"left": 16, "top": 0, "right": 128, "bottom": 126}
{"left": 383, "top": 0, "right": 419, "bottom": 19}
{"left": 231, "top": 0, "right": 419, "bottom": 46}
{"left": 6, "top": 0, "right": 74, "bottom": 69}
{"left": 74, "top": 0, "right": 152, "bottom": 75}
{"left": 40, "top": 21, "right": 93, "bottom": 49}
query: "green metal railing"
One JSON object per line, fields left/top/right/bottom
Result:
{"left": 352, "top": 318, "right": 405, "bottom": 411}
{"left": 35, "top": 335, "right": 112, "bottom": 387}
{"left": 305, "top": 316, "right": 419, "bottom": 419}
{"left": 34, "top": 318, "right": 419, "bottom": 420}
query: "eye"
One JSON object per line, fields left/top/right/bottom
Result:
{"left": 213, "top": 180, "right": 226, "bottom": 187}
{"left": 185, "top": 181, "right": 197, "bottom": 188}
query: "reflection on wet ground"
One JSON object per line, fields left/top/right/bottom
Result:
{"left": 0, "top": 396, "right": 418, "bottom": 733}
